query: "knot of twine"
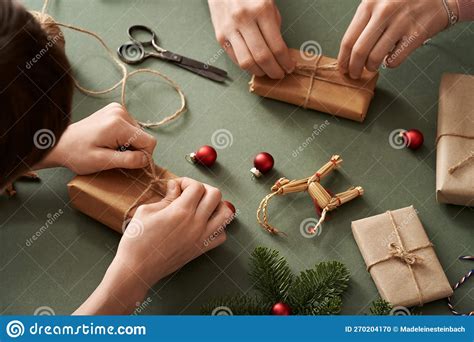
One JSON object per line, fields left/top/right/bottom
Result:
{"left": 366, "top": 211, "right": 434, "bottom": 306}
{"left": 257, "top": 155, "right": 364, "bottom": 235}
{"left": 35, "top": 0, "right": 186, "bottom": 129}
{"left": 436, "top": 133, "right": 474, "bottom": 175}
{"left": 293, "top": 56, "right": 374, "bottom": 109}
{"left": 388, "top": 242, "right": 424, "bottom": 265}
{"left": 121, "top": 152, "right": 169, "bottom": 223}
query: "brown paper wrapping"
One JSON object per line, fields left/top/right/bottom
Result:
{"left": 249, "top": 49, "right": 378, "bottom": 122}
{"left": 351, "top": 206, "right": 452, "bottom": 307}
{"left": 67, "top": 165, "right": 176, "bottom": 233}
{"left": 436, "top": 73, "right": 474, "bottom": 206}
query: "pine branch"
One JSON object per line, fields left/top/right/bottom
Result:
{"left": 249, "top": 247, "right": 294, "bottom": 303}
{"left": 200, "top": 295, "right": 269, "bottom": 315}
{"left": 288, "top": 261, "right": 349, "bottom": 313}
{"left": 369, "top": 298, "right": 392, "bottom": 315}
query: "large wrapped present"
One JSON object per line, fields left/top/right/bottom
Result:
{"left": 436, "top": 73, "right": 474, "bottom": 206}
{"left": 351, "top": 206, "right": 452, "bottom": 307}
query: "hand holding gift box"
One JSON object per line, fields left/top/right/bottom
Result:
{"left": 68, "top": 162, "right": 176, "bottom": 233}
{"left": 249, "top": 49, "right": 378, "bottom": 122}
{"left": 352, "top": 206, "right": 452, "bottom": 307}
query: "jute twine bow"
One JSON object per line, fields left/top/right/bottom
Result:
{"left": 447, "top": 256, "right": 473, "bottom": 316}
{"left": 436, "top": 133, "right": 474, "bottom": 175}
{"left": 293, "top": 55, "right": 375, "bottom": 109}
{"left": 367, "top": 211, "right": 433, "bottom": 306}
{"left": 257, "top": 155, "right": 364, "bottom": 235}
{"left": 34, "top": 0, "right": 186, "bottom": 129}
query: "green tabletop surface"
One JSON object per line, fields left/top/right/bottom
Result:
{"left": 1, "top": 0, "right": 473, "bottom": 315}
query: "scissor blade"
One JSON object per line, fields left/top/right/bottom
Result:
{"left": 179, "top": 56, "right": 228, "bottom": 77}
{"left": 160, "top": 50, "right": 228, "bottom": 78}
{"left": 176, "top": 63, "right": 227, "bottom": 83}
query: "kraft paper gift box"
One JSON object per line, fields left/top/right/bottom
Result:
{"left": 249, "top": 49, "right": 378, "bottom": 122}
{"left": 436, "top": 73, "right": 474, "bottom": 206}
{"left": 351, "top": 206, "right": 452, "bottom": 307}
{"left": 68, "top": 165, "right": 176, "bottom": 233}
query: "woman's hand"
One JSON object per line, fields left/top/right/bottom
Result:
{"left": 208, "top": 0, "right": 295, "bottom": 79}
{"left": 338, "top": 0, "right": 457, "bottom": 79}
{"left": 74, "top": 178, "right": 234, "bottom": 315}
{"left": 36, "top": 102, "right": 156, "bottom": 174}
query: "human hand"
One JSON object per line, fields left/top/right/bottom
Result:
{"left": 338, "top": 0, "right": 457, "bottom": 79}
{"left": 36, "top": 102, "right": 156, "bottom": 174}
{"left": 114, "top": 177, "right": 233, "bottom": 287}
{"left": 74, "top": 177, "right": 233, "bottom": 315}
{"left": 208, "top": 0, "right": 295, "bottom": 79}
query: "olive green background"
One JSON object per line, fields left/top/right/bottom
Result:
{"left": 1, "top": 0, "right": 473, "bottom": 315}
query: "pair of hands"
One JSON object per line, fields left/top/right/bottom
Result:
{"left": 209, "top": 0, "right": 455, "bottom": 80}
{"left": 36, "top": 103, "right": 233, "bottom": 314}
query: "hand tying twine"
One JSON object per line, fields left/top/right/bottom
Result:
{"left": 120, "top": 152, "right": 170, "bottom": 224}
{"left": 293, "top": 56, "right": 375, "bottom": 109}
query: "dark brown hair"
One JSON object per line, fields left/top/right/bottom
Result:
{"left": 0, "top": 0, "right": 73, "bottom": 188}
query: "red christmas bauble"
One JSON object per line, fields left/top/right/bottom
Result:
{"left": 251, "top": 152, "right": 274, "bottom": 177}
{"left": 271, "top": 302, "right": 292, "bottom": 315}
{"left": 192, "top": 145, "right": 217, "bottom": 167}
{"left": 223, "top": 200, "right": 236, "bottom": 214}
{"left": 402, "top": 129, "right": 424, "bottom": 150}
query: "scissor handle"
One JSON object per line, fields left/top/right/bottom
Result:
{"left": 128, "top": 25, "right": 159, "bottom": 48}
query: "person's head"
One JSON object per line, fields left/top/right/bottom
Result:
{"left": 0, "top": 0, "right": 73, "bottom": 188}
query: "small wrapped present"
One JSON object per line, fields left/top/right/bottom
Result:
{"left": 436, "top": 73, "right": 474, "bottom": 206}
{"left": 351, "top": 206, "right": 452, "bottom": 307}
{"left": 68, "top": 164, "right": 176, "bottom": 233}
{"left": 249, "top": 49, "right": 378, "bottom": 122}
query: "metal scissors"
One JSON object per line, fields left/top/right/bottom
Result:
{"left": 117, "top": 25, "right": 228, "bottom": 83}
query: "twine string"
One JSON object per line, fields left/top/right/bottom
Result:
{"left": 293, "top": 57, "right": 374, "bottom": 109}
{"left": 448, "top": 151, "right": 474, "bottom": 174}
{"left": 256, "top": 155, "right": 364, "bottom": 235}
{"left": 436, "top": 133, "right": 474, "bottom": 175}
{"left": 120, "top": 152, "right": 169, "bottom": 223}
{"left": 366, "top": 211, "right": 434, "bottom": 306}
{"left": 37, "top": 0, "right": 186, "bottom": 128}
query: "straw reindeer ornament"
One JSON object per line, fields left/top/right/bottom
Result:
{"left": 257, "top": 155, "right": 364, "bottom": 236}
